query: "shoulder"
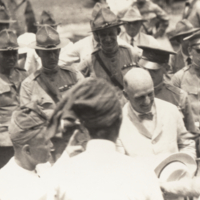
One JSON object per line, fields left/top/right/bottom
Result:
{"left": 155, "top": 98, "right": 178, "bottom": 112}
{"left": 21, "top": 73, "right": 36, "bottom": 86}
{"left": 165, "top": 83, "right": 181, "bottom": 95}
{"left": 59, "top": 65, "right": 77, "bottom": 73}
{"left": 91, "top": 48, "right": 101, "bottom": 55}
{"left": 14, "top": 67, "right": 27, "bottom": 75}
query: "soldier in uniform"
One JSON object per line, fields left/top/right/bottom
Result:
{"left": 169, "top": 19, "right": 200, "bottom": 73}
{"left": 77, "top": 5, "right": 138, "bottom": 105}
{"left": 119, "top": 6, "right": 158, "bottom": 56}
{"left": 0, "top": 29, "right": 27, "bottom": 168}
{"left": 172, "top": 30, "right": 200, "bottom": 131}
{"left": 20, "top": 25, "right": 83, "bottom": 161}
{"left": 138, "top": 43, "right": 196, "bottom": 132}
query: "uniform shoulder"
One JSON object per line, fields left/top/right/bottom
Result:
{"left": 155, "top": 98, "right": 178, "bottom": 111}
{"left": 165, "top": 83, "right": 181, "bottom": 95}
{"left": 59, "top": 65, "right": 77, "bottom": 73}
{"left": 91, "top": 48, "right": 101, "bottom": 55}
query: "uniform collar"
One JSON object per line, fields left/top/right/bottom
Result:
{"left": 41, "top": 65, "right": 59, "bottom": 75}
{"left": 125, "top": 31, "right": 139, "bottom": 44}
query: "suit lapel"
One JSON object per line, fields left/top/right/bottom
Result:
{"left": 128, "top": 103, "right": 152, "bottom": 139}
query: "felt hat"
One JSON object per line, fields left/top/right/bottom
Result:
{"left": 0, "top": 29, "right": 19, "bottom": 51}
{"left": 154, "top": 153, "right": 197, "bottom": 181}
{"left": 170, "top": 19, "right": 200, "bottom": 41}
{"left": 35, "top": 10, "right": 59, "bottom": 27}
{"left": 91, "top": 6, "right": 124, "bottom": 32}
{"left": 184, "top": 30, "right": 200, "bottom": 48}
{"left": 0, "top": 7, "right": 15, "bottom": 23}
{"left": 29, "top": 25, "right": 69, "bottom": 50}
{"left": 138, "top": 42, "right": 176, "bottom": 70}
{"left": 121, "top": 7, "right": 146, "bottom": 22}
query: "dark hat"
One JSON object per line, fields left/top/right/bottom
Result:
{"left": 0, "top": 29, "right": 19, "bottom": 51}
{"left": 121, "top": 7, "right": 146, "bottom": 22}
{"left": 91, "top": 6, "right": 124, "bottom": 32}
{"left": 184, "top": 30, "right": 200, "bottom": 47}
{"left": 170, "top": 19, "right": 200, "bottom": 41}
{"left": 36, "top": 10, "right": 59, "bottom": 27}
{"left": 138, "top": 43, "right": 176, "bottom": 70}
{"left": 29, "top": 25, "right": 69, "bottom": 50}
{"left": 9, "top": 101, "right": 47, "bottom": 145}
{"left": 0, "top": 7, "right": 15, "bottom": 23}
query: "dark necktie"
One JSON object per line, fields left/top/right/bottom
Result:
{"left": 130, "top": 37, "right": 134, "bottom": 46}
{"left": 186, "top": 57, "right": 192, "bottom": 65}
{"left": 138, "top": 113, "right": 153, "bottom": 121}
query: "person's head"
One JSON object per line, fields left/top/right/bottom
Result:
{"left": 121, "top": 7, "right": 145, "bottom": 38}
{"left": 31, "top": 25, "right": 69, "bottom": 69}
{"left": 9, "top": 103, "right": 53, "bottom": 170}
{"left": 37, "top": 10, "right": 58, "bottom": 30}
{"left": 0, "top": 29, "right": 19, "bottom": 73}
{"left": 49, "top": 78, "right": 122, "bottom": 143}
{"left": 124, "top": 68, "right": 154, "bottom": 113}
{"left": 91, "top": 5, "right": 123, "bottom": 53}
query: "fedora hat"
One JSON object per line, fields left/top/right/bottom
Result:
{"left": 121, "top": 7, "right": 146, "bottom": 22}
{"left": 0, "top": 29, "right": 19, "bottom": 51}
{"left": 91, "top": 6, "right": 124, "bottom": 32}
{"left": 138, "top": 42, "right": 176, "bottom": 70}
{"left": 29, "top": 25, "right": 69, "bottom": 50}
{"left": 0, "top": 7, "right": 15, "bottom": 24}
{"left": 170, "top": 19, "right": 200, "bottom": 41}
{"left": 154, "top": 153, "right": 197, "bottom": 181}
{"left": 35, "top": 10, "right": 59, "bottom": 27}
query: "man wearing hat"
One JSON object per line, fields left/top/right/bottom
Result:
{"left": 118, "top": 68, "right": 196, "bottom": 167}
{"left": 138, "top": 42, "right": 196, "bottom": 132}
{"left": 43, "top": 78, "right": 163, "bottom": 200}
{"left": 172, "top": 30, "right": 200, "bottom": 131}
{"left": 169, "top": 19, "right": 200, "bottom": 73}
{"left": 119, "top": 6, "right": 158, "bottom": 56}
{"left": 0, "top": 29, "right": 27, "bottom": 168}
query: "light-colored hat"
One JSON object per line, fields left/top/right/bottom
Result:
{"left": 170, "top": 19, "right": 200, "bottom": 41}
{"left": 154, "top": 153, "right": 197, "bottom": 181}
{"left": 29, "top": 25, "right": 69, "bottom": 50}
{"left": 121, "top": 7, "right": 146, "bottom": 22}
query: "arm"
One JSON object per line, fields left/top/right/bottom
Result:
{"left": 76, "top": 55, "right": 92, "bottom": 77}
{"left": 172, "top": 71, "right": 182, "bottom": 88}
{"left": 19, "top": 78, "right": 32, "bottom": 106}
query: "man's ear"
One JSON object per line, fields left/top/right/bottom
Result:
{"left": 123, "top": 90, "right": 129, "bottom": 100}
{"left": 117, "top": 27, "right": 121, "bottom": 35}
{"left": 22, "top": 144, "right": 31, "bottom": 156}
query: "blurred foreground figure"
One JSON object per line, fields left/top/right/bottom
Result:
{"left": 41, "top": 78, "right": 164, "bottom": 200}
{"left": 0, "top": 29, "right": 27, "bottom": 168}
{"left": 118, "top": 68, "right": 196, "bottom": 167}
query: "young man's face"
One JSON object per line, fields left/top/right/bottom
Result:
{"left": 124, "top": 21, "right": 142, "bottom": 38}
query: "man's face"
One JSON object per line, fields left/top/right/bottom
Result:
{"left": 0, "top": 50, "right": 18, "bottom": 71}
{"left": 37, "top": 49, "right": 60, "bottom": 69}
{"left": 189, "top": 45, "right": 200, "bottom": 68}
{"left": 97, "top": 27, "right": 118, "bottom": 53}
{"left": 148, "top": 68, "right": 164, "bottom": 87}
{"left": 124, "top": 21, "right": 142, "bottom": 38}
{"left": 126, "top": 84, "right": 154, "bottom": 113}
{"left": 29, "top": 128, "right": 53, "bottom": 164}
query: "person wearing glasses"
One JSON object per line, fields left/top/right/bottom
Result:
{"left": 172, "top": 30, "right": 200, "bottom": 131}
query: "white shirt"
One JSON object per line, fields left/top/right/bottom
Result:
{"left": 49, "top": 139, "right": 163, "bottom": 200}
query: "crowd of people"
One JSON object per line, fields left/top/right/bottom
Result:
{"left": 1, "top": 0, "right": 200, "bottom": 199}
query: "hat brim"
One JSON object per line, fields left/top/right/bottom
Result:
{"left": 154, "top": 153, "right": 197, "bottom": 178}
{"left": 0, "top": 20, "right": 16, "bottom": 23}
{"left": 170, "top": 28, "right": 200, "bottom": 41}
{"left": 121, "top": 18, "right": 146, "bottom": 22}
{"left": 91, "top": 21, "right": 124, "bottom": 32}
{"left": 0, "top": 46, "right": 19, "bottom": 51}
{"left": 139, "top": 58, "right": 161, "bottom": 70}
{"left": 28, "top": 38, "right": 70, "bottom": 50}
{"left": 34, "top": 22, "right": 60, "bottom": 27}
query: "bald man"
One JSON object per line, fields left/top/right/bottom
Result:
{"left": 117, "top": 68, "right": 196, "bottom": 168}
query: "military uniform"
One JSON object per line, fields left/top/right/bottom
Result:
{"left": 0, "top": 67, "right": 27, "bottom": 167}
{"left": 155, "top": 82, "right": 196, "bottom": 132}
{"left": 172, "top": 65, "right": 200, "bottom": 129}
{"left": 20, "top": 66, "right": 83, "bottom": 119}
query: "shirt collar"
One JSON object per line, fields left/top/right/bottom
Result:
{"left": 126, "top": 32, "right": 139, "bottom": 44}
{"left": 86, "top": 139, "right": 116, "bottom": 153}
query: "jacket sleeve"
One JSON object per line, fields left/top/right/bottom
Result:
{"left": 172, "top": 71, "right": 183, "bottom": 88}
{"left": 77, "top": 55, "right": 92, "bottom": 77}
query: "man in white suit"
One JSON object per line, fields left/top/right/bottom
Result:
{"left": 118, "top": 68, "right": 196, "bottom": 168}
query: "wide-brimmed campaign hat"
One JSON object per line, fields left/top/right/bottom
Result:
{"left": 138, "top": 42, "right": 176, "bottom": 70}
{"left": 29, "top": 25, "right": 69, "bottom": 50}
{"left": 0, "top": 29, "right": 19, "bottom": 51}
{"left": 154, "top": 153, "right": 197, "bottom": 182}
{"left": 170, "top": 19, "right": 200, "bottom": 41}
{"left": 184, "top": 30, "right": 200, "bottom": 47}
{"left": 0, "top": 7, "right": 15, "bottom": 23}
{"left": 35, "top": 10, "right": 60, "bottom": 27}
{"left": 121, "top": 7, "right": 146, "bottom": 22}
{"left": 91, "top": 6, "right": 124, "bottom": 32}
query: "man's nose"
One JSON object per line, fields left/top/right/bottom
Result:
{"left": 144, "top": 95, "right": 151, "bottom": 105}
{"left": 105, "top": 35, "right": 111, "bottom": 42}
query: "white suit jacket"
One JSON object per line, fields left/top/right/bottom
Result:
{"left": 118, "top": 98, "right": 196, "bottom": 166}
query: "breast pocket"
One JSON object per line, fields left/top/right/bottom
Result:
{"left": 0, "top": 85, "right": 15, "bottom": 107}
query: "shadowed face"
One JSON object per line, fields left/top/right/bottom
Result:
{"left": 189, "top": 44, "right": 200, "bottom": 68}
{"left": 124, "top": 21, "right": 143, "bottom": 37}
{"left": 97, "top": 27, "right": 118, "bottom": 53}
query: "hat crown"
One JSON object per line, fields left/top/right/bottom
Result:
{"left": 175, "top": 19, "right": 194, "bottom": 35}
{"left": 36, "top": 25, "right": 60, "bottom": 48}
{"left": 122, "top": 7, "right": 143, "bottom": 21}
{"left": 39, "top": 10, "right": 56, "bottom": 25}
{"left": 92, "top": 7, "right": 118, "bottom": 31}
{"left": 91, "top": 2, "right": 109, "bottom": 20}
{"left": 0, "top": 29, "right": 18, "bottom": 50}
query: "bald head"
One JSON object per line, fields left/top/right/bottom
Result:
{"left": 124, "top": 68, "right": 154, "bottom": 113}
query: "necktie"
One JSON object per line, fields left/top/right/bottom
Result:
{"left": 138, "top": 113, "right": 153, "bottom": 121}
{"left": 186, "top": 57, "right": 192, "bottom": 65}
{"left": 130, "top": 37, "right": 134, "bottom": 46}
